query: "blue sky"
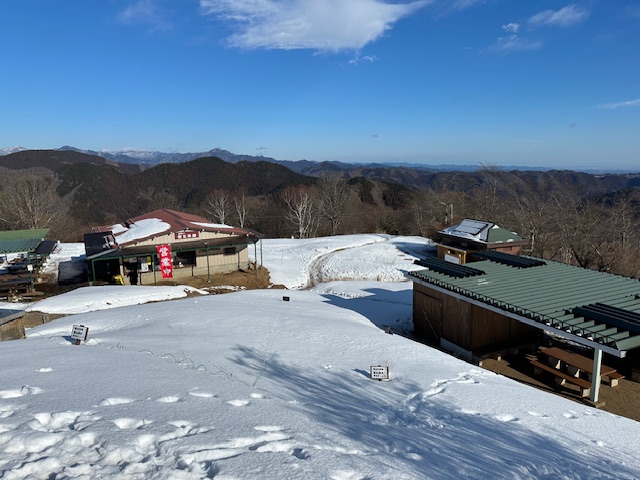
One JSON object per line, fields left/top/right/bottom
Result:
{"left": 2, "top": 1, "right": 639, "bottom": 169}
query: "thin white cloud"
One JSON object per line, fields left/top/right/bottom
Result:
{"left": 600, "top": 98, "right": 640, "bottom": 109}
{"left": 437, "top": 0, "right": 484, "bottom": 12}
{"left": 489, "top": 34, "right": 542, "bottom": 53}
{"left": 348, "top": 55, "right": 379, "bottom": 65}
{"left": 118, "top": 0, "right": 170, "bottom": 31}
{"left": 502, "top": 22, "right": 519, "bottom": 33}
{"left": 430, "top": 0, "right": 484, "bottom": 17}
{"left": 199, "top": 0, "right": 429, "bottom": 52}
{"left": 528, "top": 4, "right": 589, "bottom": 29}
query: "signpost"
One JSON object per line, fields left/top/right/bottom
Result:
{"left": 370, "top": 365, "right": 390, "bottom": 381}
{"left": 71, "top": 325, "right": 89, "bottom": 345}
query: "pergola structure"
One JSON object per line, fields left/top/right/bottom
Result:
{"left": 408, "top": 250, "right": 640, "bottom": 403}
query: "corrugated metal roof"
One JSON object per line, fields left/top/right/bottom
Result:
{"left": 408, "top": 256, "right": 640, "bottom": 354}
{"left": 486, "top": 226, "right": 523, "bottom": 243}
{"left": 0, "top": 238, "right": 44, "bottom": 254}
{"left": 0, "top": 229, "right": 50, "bottom": 254}
{"left": 0, "top": 229, "right": 49, "bottom": 242}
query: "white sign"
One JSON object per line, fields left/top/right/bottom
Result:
{"left": 444, "top": 253, "right": 461, "bottom": 264}
{"left": 370, "top": 365, "right": 390, "bottom": 381}
{"left": 71, "top": 325, "right": 89, "bottom": 343}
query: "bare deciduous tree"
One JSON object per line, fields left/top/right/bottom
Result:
{"left": 317, "top": 174, "right": 350, "bottom": 236}
{"left": 205, "top": 189, "right": 231, "bottom": 224}
{"left": 282, "top": 186, "right": 318, "bottom": 238}
{"left": 0, "top": 173, "right": 69, "bottom": 232}
{"left": 233, "top": 189, "right": 249, "bottom": 228}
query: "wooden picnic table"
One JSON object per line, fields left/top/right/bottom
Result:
{"left": 540, "top": 346, "right": 622, "bottom": 386}
{"left": 0, "top": 273, "right": 32, "bottom": 296}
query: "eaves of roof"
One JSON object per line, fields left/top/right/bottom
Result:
{"left": 87, "top": 236, "right": 257, "bottom": 261}
{"left": 0, "top": 238, "right": 45, "bottom": 254}
{"left": 408, "top": 256, "right": 640, "bottom": 356}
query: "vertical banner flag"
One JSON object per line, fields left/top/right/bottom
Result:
{"left": 156, "top": 244, "right": 173, "bottom": 279}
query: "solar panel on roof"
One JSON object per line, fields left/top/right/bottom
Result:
{"left": 472, "top": 251, "right": 546, "bottom": 268}
{"left": 414, "top": 257, "right": 485, "bottom": 278}
{"left": 453, "top": 219, "right": 489, "bottom": 236}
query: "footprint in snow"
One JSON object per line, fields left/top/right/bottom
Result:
{"left": 0, "top": 423, "right": 15, "bottom": 433}
{"left": 0, "top": 386, "right": 43, "bottom": 398}
{"left": 423, "top": 386, "right": 445, "bottom": 397}
{"left": 188, "top": 391, "right": 217, "bottom": 398}
{"left": 494, "top": 414, "right": 519, "bottom": 423}
{"left": 329, "top": 469, "right": 373, "bottom": 480}
{"left": 460, "top": 409, "right": 480, "bottom": 416}
{"left": 29, "top": 411, "right": 100, "bottom": 432}
{"left": 254, "top": 425, "right": 284, "bottom": 432}
{"left": 36, "top": 367, "right": 53, "bottom": 373}
{"left": 112, "top": 418, "right": 153, "bottom": 430}
{"left": 156, "top": 396, "right": 182, "bottom": 403}
{"left": 0, "top": 403, "right": 26, "bottom": 419}
{"left": 527, "top": 411, "right": 548, "bottom": 418}
{"left": 159, "top": 421, "right": 212, "bottom": 441}
{"left": 227, "top": 399, "right": 250, "bottom": 407}
{"left": 98, "top": 397, "right": 135, "bottom": 406}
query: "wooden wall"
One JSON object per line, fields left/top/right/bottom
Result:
{"left": 413, "top": 282, "right": 538, "bottom": 353}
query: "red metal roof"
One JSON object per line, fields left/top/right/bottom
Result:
{"left": 92, "top": 209, "right": 255, "bottom": 247}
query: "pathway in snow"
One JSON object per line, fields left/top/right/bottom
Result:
{"left": 304, "top": 235, "right": 429, "bottom": 289}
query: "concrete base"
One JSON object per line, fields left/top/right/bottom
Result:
{"left": 584, "top": 399, "right": 606, "bottom": 409}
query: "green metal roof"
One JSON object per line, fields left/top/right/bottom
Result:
{"left": 0, "top": 238, "right": 43, "bottom": 254}
{"left": 408, "top": 255, "right": 640, "bottom": 355}
{"left": 0, "top": 229, "right": 49, "bottom": 242}
{"left": 486, "top": 226, "right": 523, "bottom": 243}
{"left": 0, "top": 229, "right": 49, "bottom": 255}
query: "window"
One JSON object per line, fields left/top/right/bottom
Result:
{"left": 174, "top": 250, "right": 196, "bottom": 267}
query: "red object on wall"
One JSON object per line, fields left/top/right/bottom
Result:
{"left": 156, "top": 244, "right": 174, "bottom": 279}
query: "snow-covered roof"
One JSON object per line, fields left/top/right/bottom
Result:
{"left": 439, "top": 218, "right": 523, "bottom": 244}
{"left": 93, "top": 209, "right": 253, "bottom": 247}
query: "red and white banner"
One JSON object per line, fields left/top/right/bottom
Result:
{"left": 156, "top": 244, "right": 173, "bottom": 279}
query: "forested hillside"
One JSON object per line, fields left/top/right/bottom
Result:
{"left": 1, "top": 150, "right": 639, "bottom": 277}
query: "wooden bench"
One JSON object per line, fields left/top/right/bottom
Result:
{"left": 605, "top": 372, "right": 624, "bottom": 387}
{"left": 530, "top": 359, "right": 592, "bottom": 397}
{"left": 540, "top": 346, "right": 620, "bottom": 386}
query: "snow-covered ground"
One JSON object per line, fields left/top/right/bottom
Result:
{"left": 1, "top": 235, "right": 639, "bottom": 479}
{"left": 252, "top": 234, "right": 434, "bottom": 289}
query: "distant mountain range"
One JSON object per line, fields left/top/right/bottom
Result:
{"left": 3, "top": 144, "right": 639, "bottom": 176}
{"left": 0, "top": 145, "right": 552, "bottom": 174}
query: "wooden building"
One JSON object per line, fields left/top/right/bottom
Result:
{"left": 85, "top": 209, "right": 260, "bottom": 285}
{"left": 435, "top": 219, "right": 528, "bottom": 264}
{"left": 408, "top": 251, "right": 640, "bottom": 402}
